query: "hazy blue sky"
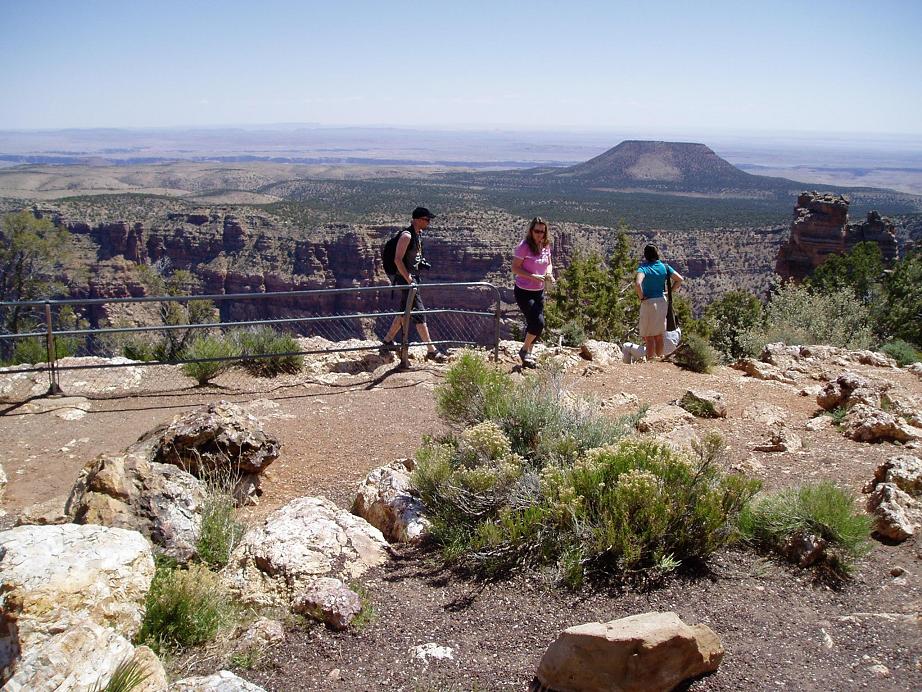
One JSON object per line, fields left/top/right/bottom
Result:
{"left": 2, "top": 0, "right": 921, "bottom": 134}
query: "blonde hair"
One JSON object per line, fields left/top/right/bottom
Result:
{"left": 525, "top": 217, "right": 551, "bottom": 254}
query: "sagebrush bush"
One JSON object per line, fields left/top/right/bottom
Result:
{"left": 741, "top": 280, "right": 875, "bottom": 352}
{"left": 673, "top": 333, "right": 717, "bottom": 373}
{"left": 137, "top": 562, "right": 235, "bottom": 653}
{"left": 180, "top": 334, "right": 239, "bottom": 384}
{"left": 230, "top": 326, "right": 303, "bottom": 377}
{"left": 881, "top": 339, "right": 921, "bottom": 367}
{"left": 418, "top": 360, "right": 761, "bottom": 585}
{"left": 738, "top": 482, "right": 871, "bottom": 576}
{"left": 435, "top": 351, "right": 513, "bottom": 427}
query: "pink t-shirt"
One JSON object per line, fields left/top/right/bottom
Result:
{"left": 514, "top": 240, "right": 552, "bottom": 291}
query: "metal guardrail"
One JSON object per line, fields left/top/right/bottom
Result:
{"left": 0, "top": 281, "right": 503, "bottom": 397}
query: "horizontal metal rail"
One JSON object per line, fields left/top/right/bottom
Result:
{"left": 0, "top": 281, "right": 501, "bottom": 308}
{"left": 0, "top": 281, "right": 504, "bottom": 395}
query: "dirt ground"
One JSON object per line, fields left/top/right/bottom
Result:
{"left": 1, "top": 345, "right": 920, "bottom": 691}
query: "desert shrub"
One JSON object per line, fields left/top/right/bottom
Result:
{"left": 881, "top": 339, "right": 921, "bottom": 367}
{"left": 559, "top": 319, "right": 586, "bottom": 347}
{"left": 738, "top": 482, "right": 871, "bottom": 576}
{"left": 6, "top": 334, "right": 77, "bottom": 365}
{"left": 672, "top": 333, "right": 717, "bottom": 373}
{"left": 196, "top": 484, "right": 246, "bottom": 569}
{"left": 180, "top": 334, "right": 239, "bottom": 384}
{"left": 137, "top": 562, "right": 236, "bottom": 653}
{"left": 436, "top": 351, "right": 513, "bottom": 427}
{"left": 419, "top": 371, "right": 760, "bottom": 584}
{"left": 701, "top": 289, "right": 763, "bottom": 360}
{"left": 741, "top": 280, "right": 875, "bottom": 352}
{"left": 230, "top": 326, "right": 303, "bottom": 377}
{"left": 123, "top": 340, "right": 157, "bottom": 362}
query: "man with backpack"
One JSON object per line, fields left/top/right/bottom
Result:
{"left": 379, "top": 206, "right": 447, "bottom": 363}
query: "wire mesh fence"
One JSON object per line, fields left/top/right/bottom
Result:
{"left": 0, "top": 281, "right": 504, "bottom": 403}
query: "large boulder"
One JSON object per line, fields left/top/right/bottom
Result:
{"left": 0, "top": 524, "right": 154, "bottom": 680}
{"left": 351, "top": 461, "right": 429, "bottom": 543}
{"left": 171, "top": 670, "right": 267, "bottom": 691}
{"left": 842, "top": 404, "right": 920, "bottom": 443}
{"left": 222, "top": 496, "right": 387, "bottom": 609}
{"left": 292, "top": 577, "right": 362, "bottom": 631}
{"left": 579, "top": 340, "right": 622, "bottom": 365}
{"left": 865, "top": 455, "right": 922, "bottom": 496}
{"left": 866, "top": 483, "right": 918, "bottom": 541}
{"left": 66, "top": 438, "right": 207, "bottom": 563}
{"left": 150, "top": 401, "right": 280, "bottom": 504}
{"left": 531, "top": 611, "right": 723, "bottom": 692}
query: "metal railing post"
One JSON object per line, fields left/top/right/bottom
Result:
{"left": 44, "top": 301, "right": 63, "bottom": 396}
{"left": 493, "top": 295, "right": 501, "bottom": 362}
{"left": 399, "top": 285, "right": 417, "bottom": 369}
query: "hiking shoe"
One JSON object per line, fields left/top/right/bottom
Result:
{"left": 378, "top": 340, "right": 396, "bottom": 355}
{"left": 519, "top": 349, "right": 537, "bottom": 369}
{"left": 425, "top": 349, "right": 448, "bottom": 363}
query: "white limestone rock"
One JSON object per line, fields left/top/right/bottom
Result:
{"left": 222, "top": 496, "right": 387, "bottom": 608}
{"left": 637, "top": 404, "right": 694, "bottom": 434}
{"left": 0, "top": 523, "right": 154, "bottom": 677}
{"left": 866, "top": 483, "right": 918, "bottom": 541}
{"left": 2, "top": 620, "right": 135, "bottom": 692}
{"left": 171, "top": 670, "right": 267, "bottom": 691}
{"left": 352, "top": 461, "right": 429, "bottom": 543}
{"left": 292, "top": 577, "right": 362, "bottom": 630}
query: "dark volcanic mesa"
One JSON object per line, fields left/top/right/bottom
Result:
{"left": 538, "top": 140, "right": 801, "bottom": 194}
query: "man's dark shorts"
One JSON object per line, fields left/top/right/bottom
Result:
{"left": 390, "top": 274, "right": 426, "bottom": 324}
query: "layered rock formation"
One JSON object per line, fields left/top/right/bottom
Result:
{"left": 776, "top": 191, "right": 899, "bottom": 281}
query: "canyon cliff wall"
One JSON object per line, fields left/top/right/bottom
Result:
{"left": 776, "top": 191, "right": 899, "bottom": 281}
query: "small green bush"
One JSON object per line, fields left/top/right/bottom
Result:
{"left": 738, "top": 482, "right": 871, "bottom": 576}
{"left": 673, "top": 333, "right": 717, "bottom": 373}
{"left": 180, "top": 334, "right": 239, "bottom": 384}
{"left": 197, "top": 486, "right": 245, "bottom": 569}
{"left": 121, "top": 338, "right": 157, "bottom": 362}
{"left": 559, "top": 320, "right": 586, "bottom": 347}
{"left": 7, "top": 335, "right": 77, "bottom": 365}
{"left": 415, "top": 413, "right": 760, "bottom": 584}
{"left": 881, "top": 339, "right": 921, "bottom": 367}
{"left": 230, "top": 326, "right": 303, "bottom": 377}
{"left": 436, "top": 351, "right": 513, "bottom": 427}
{"left": 702, "top": 289, "right": 763, "bottom": 360}
{"left": 137, "top": 562, "right": 235, "bottom": 653}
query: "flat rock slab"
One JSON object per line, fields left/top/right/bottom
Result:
{"left": 637, "top": 404, "right": 694, "bottom": 434}
{"left": 532, "top": 611, "right": 723, "bottom": 692}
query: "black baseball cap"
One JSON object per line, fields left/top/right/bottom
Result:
{"left": 411, "top": 206, "right": 436, "bottom": 220}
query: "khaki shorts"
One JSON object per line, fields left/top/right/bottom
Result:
{"left": 639, "top": 297, "right": 668, "bottom": 337}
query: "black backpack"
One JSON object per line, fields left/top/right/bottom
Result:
{"left": 382, "top": 227, "right": 415, "bottom": 275}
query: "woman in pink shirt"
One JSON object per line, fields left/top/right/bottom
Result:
{"left": 511, "top": 217, "right": 554, "bottom": 368}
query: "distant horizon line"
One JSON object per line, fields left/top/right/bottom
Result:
{"left": 2, "top": 122, "right": 922, "bottom": 140}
